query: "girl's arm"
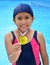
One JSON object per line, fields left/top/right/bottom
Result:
{"left": 5, "top": 33, "right": 22, "bottom": 63}
{"left": 37, "top": 32, "right": 49, "bottom": 65}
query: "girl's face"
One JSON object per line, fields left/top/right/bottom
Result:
{"left": 13, "top": 12, "right": 34, "bottom": 32}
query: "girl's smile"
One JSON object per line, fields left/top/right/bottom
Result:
{"left": 13, "top": 12, "right": 33, "bottom": 32}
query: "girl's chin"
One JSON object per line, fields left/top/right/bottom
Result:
{"left": 18, "top": 28, "right": 29, "bottom": 33}
{"left": 20, "top": 29, "right": 27, "bottom": 33}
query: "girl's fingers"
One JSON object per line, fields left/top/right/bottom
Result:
{"left": 12, "top": 42, "right": 21, "bottom": 51}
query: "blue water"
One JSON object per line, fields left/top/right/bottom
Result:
{"left": 0, "top": 1, "right": 50, "bottom": 65}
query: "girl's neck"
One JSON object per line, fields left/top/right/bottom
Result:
{"left": 17, "top": 28, "right": 30, "bottom": 36}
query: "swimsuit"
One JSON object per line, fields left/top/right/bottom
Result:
{"left": 11, "top": 31, "right": 41, "bottom": 65}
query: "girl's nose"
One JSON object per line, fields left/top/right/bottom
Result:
{"left": 21, "top": 19, "right": 26, "bottom": 24}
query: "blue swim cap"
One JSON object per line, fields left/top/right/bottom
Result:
{"left": 13, "top": 4, "right": 33, "bottom": 18}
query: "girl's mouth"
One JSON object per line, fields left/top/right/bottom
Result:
{"left": 20, "top": 25, "right": 28, "bottom": 28}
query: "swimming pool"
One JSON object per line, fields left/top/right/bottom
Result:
{"left": 0, "top": 1, "right": 50, "bottom": 65}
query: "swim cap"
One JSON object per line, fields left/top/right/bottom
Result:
{"left": 13, "top": 4, "right": 33, "bottom": 18}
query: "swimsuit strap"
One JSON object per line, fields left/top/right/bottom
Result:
{"left": 33, "top": 31, "right": 37, "bottom": 41}
{"left": 11, "top": 31, "right": 16, "bottom": 44}
{"left": 33, "top": 31, "right": 40, "bottom": 45}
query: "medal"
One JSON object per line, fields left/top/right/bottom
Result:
{"left": 18, "top": 36, "right": 28, "bottom": 45}
{"left": 18, "top": 29, "right": 28, "bottom": 45}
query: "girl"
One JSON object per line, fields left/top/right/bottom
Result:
{"left": 5, "top": 4, "right": 49, "bottom": 65}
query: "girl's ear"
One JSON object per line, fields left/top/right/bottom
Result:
{"left": 13, "top": 18, "right": 15, "bottom": 22}
{"left": 32, "top": 17, "right": 34, "bottom": 21}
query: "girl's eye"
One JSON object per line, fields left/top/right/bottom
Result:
{"left": 25, "top": 16, "right": 29, "bottom": 19}
{"left": 17, "top": 17, "right": 22, "bottom": 20}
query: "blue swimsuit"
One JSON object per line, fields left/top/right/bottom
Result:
{"left": 11, "top": 31, "right": 41, "bottom": 65}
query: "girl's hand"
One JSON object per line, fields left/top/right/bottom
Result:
{"left": 8, "top": 43, "right": 22, "bottom": 63}
{"left": 12, "top": 43, "right": 22, "bottom": 54}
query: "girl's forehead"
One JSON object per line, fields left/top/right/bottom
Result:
{"left": 15, "top": 12, "right": 32, "bottom": 17}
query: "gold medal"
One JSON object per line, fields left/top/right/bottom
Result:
{"left": 18, "top": 36, "right": 28, "bottom": 45}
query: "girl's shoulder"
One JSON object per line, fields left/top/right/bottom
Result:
{"left": 31, "top": 29, "right": 45, "bottom": 45}
{"left": 37, "top": 31, "right": 45, "bottom": 45}
{"left": 5, "top": 32, "right": 13, "bottom": 42}
{"left": 5, "top": 29, "right": 16, "bottom": 38}
{"left": 5, "top": 30, "right": 17, "bottom": 42}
